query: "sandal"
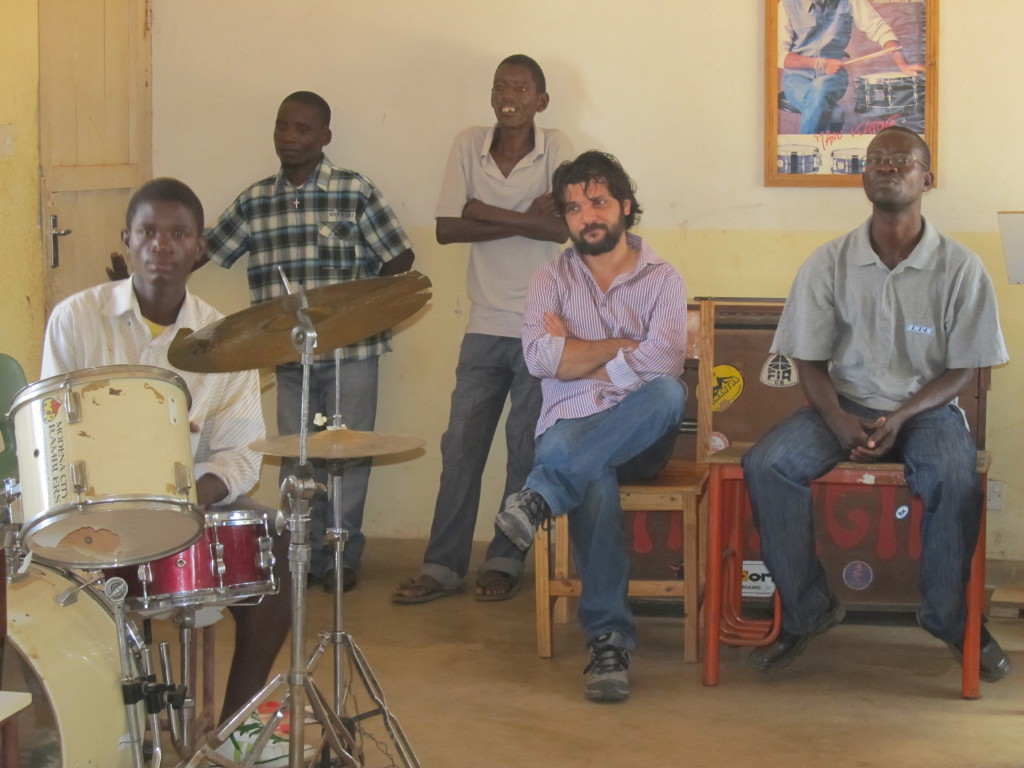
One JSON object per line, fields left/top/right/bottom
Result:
{"left": 474, "top": 570, "right": 521, "bottom": 602}
{"left": 391, "top": 574, "right": 463, "bottom": 605}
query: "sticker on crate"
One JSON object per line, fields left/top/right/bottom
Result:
{"left": 842, "top": 560, "right": 874, "bottom": 591}
{"left": 760, "top": 353, "right": 800, "bottom": 388}
{"left": 712, "top": 364, "right": 744, "bottom": 411}
{"left": 742, "top": 560, "right": 776, "bottom": 596}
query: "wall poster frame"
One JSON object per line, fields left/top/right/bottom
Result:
{"left": 765, "top": 0, "right": 938, "bottom": 187}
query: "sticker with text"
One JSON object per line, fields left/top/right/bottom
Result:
{"left": 760, "top": 353, "right": 800, "bottom": 388}
{"left": 712, "top": 364, "right": 744, "bottom": 412}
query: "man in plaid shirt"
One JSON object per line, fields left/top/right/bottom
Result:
{"left": 205, "top": 91, "right": 415, "bottom": 597}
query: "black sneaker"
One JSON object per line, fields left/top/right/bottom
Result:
{"left": 584, "top": 632, "right": 630, "bottom": 702}
{"left": 496, "top": 489, "right": 550, "bottom": 551}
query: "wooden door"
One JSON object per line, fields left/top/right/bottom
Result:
{"left": 39, "top": 0, "right": 152, "bottom": 313}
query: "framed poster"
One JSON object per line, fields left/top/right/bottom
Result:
{"left": 765, "top": 0, "right": 938, "bottom": 187}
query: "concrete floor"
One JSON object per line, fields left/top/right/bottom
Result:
{"left": 155, "top": 538, "right": 1024, "bottom": 768}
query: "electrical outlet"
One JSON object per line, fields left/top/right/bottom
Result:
{"left": 987, "top": 480, "right": 1004, "bottom": 511}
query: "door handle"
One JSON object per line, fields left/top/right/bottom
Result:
{"left": 48, "top": 214, "right": 72, "bottom": 268}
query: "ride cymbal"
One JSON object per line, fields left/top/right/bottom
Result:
{"left": 250, "top": 429, "right": 425, "bottom": 460}
{"left": 168, "top": 271, "right": 431, "bottom": 373}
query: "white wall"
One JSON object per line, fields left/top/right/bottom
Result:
{"left": 152, "top": 1, "right": 1024, "bottom": 555}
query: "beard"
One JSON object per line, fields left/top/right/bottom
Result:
{"left": 571, "top": 219, "right": 625, "bottom": 256}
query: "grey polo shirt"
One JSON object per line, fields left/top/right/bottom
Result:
{"left": 772, "top": 218, "right": 1008, "bottom": 411}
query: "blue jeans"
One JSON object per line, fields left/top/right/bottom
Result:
{"left": 527, "top": 377, "right": 685, "bottom": 649}
{"left": 421, "top": 334, "right": 540, "bottom": 587}
{"left": 783, "top": 69, "right": 849, "bottom": 133}
{"left": 742, "top": 398, "right": 982, "bottom": 643}
{"left": 276, "top": 358, "right": 378, "bottom": 577}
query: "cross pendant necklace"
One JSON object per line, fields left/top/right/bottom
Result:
{"left": 293, "top": 197, "right": 301, "bottom": 209}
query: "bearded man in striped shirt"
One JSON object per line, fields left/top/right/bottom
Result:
{"left": 495, "top": 151, "right": 688, "bottom": 703}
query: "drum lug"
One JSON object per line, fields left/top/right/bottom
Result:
{"left": 214, "top": 543, "right": 226, "bottom": 577}
{"left": 62, "top": 384, "right": 82, "bottom": 424}
{"left": 258, "top": 535, "right": 275, "bottom": 570}
{"left": 70, "top": 460, "right": 88, "bottom": 493}
{"left": 174, "top": 462, "right": 193, "bottom": 495}
{"left": 2, "top": 478, "right": 20, "bottom": 527}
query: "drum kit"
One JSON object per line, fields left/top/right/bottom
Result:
{"left": 1, "top": 270, "right": 431, "bottom": 767}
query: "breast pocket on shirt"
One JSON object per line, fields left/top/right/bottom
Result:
{"left": 317, "top": 221, "right": 360, "bottom": 281}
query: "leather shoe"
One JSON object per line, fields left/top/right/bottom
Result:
{"left": 948, "top": 626, "right": 1012, "bottom": 683}
{"left": 322, "top": 567, "right": 358, "bottom": 594}
{"left": 748, "top": 598, "right": 846, "bottom": 672}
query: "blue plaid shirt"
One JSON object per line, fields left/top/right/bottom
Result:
{"left": 206, "top": 156, "right": 413, "bottom": 362}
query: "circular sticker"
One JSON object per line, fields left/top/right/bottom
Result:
{"left": 895, "top": 505, "right": 909, "bottom": 520}
{"left": 842, "top": 560, "right": 874, "bottom": 591}
{"left": 712, "top": 365, "right": 744, "bottom": 412}
{"left": 709, "top": 432, "right": 730, "bottom": 454}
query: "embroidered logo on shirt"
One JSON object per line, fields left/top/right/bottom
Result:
{"left": 906, "top": 324, "right": 934, "bottom": 335}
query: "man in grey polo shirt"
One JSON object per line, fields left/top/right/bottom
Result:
{"left": 741, "top": 126, "right": 1011, "bottom": 682}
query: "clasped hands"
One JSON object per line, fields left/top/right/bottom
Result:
{"left": 828, "top": 409, "right": 905, "bottom": 463}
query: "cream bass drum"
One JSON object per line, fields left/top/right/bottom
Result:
{"left": 2, "top": 564, "right": 136, "bottom": 767}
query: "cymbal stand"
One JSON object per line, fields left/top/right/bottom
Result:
{"left": 319, "top": 347, "right": 420, "bottom": 768}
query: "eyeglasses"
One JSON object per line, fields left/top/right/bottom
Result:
{"left": 863, "top": 152, "right": 928, "bottom": 170}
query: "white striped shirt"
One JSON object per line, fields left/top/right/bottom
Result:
{"left": 41, "top": 279, "right": 265, "bottom": 504}
{"left": 523, "top": 233, "right": 688, "bottom": 436}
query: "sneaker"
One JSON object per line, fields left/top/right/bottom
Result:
{"left": 496, "top": 489, "right": 551, "bottom": 551}
{"left": 584, "top": 632, "right": 630, "bottom": 702}
{"left": 215, "top": 709, "right": 315, "bottom": 767}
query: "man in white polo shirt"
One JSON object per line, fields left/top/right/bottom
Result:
{"left": 393, "top": 54, "right": 574, "bottom": 605}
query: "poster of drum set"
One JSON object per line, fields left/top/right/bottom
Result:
{"left": 765, "top": 0, "right": 937, "bottom": 187}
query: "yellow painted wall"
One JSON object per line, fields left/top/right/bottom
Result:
{"left": 0, "top": 0, "right": 44, "bottom": 377}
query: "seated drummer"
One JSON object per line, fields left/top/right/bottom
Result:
{"left": 40, "top": 178, "right": 292, "bottom": 756}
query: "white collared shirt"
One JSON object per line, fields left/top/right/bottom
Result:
{"left": 41, "top": 279, "right": 265, "bottom": 503}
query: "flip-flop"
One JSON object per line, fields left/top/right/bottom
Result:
{"left": 474, "top": 570, "right": 521, "bottom": 602}
{"left": 391, "top": 574, "right": 463, "bottom": 605}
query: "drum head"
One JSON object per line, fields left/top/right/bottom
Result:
{"left": 22, "top": 499, "right": 204, "bottom": 568}
{"left": 2, "top": 565, "right": 135, "bottom": 767}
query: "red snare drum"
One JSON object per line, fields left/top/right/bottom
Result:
{"left": 207, "top": 508, "right": 277, "bottom": 604}
{"left": 105, "top": 528, "right": 220, "bottom": 613}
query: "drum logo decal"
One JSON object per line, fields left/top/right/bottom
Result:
{"left": 42, "top": 399, "right": 70, "bottom": 503}
{"left": 760, "top": 354, "right": 800, "bottom": 388}
{"left": 711, "top": 365, "right": 743, "bottom": 412}
{"left": 42, "top": 397, "right": 61, "bottom": 422}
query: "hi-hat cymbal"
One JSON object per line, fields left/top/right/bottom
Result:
{"left": 250, "top": 428, "right": 425, "bottom": 460}
{"left": 168, "top": 271, "right": 431, "bottom": 373}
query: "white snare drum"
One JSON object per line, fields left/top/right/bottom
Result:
{"left": 8, "top": 365, "right": 203, "bottom": 568}
{"left": 3, "top": 564, "right": 135, "bottom": 767}
{"left": 854, "top": 71, "right": 925, "bottom": 114}
{"left": 777, "top": 144, "right": 821, "bottom": 174}
{"left": 831, "top": 148, "right": 868, "bottom": 174}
